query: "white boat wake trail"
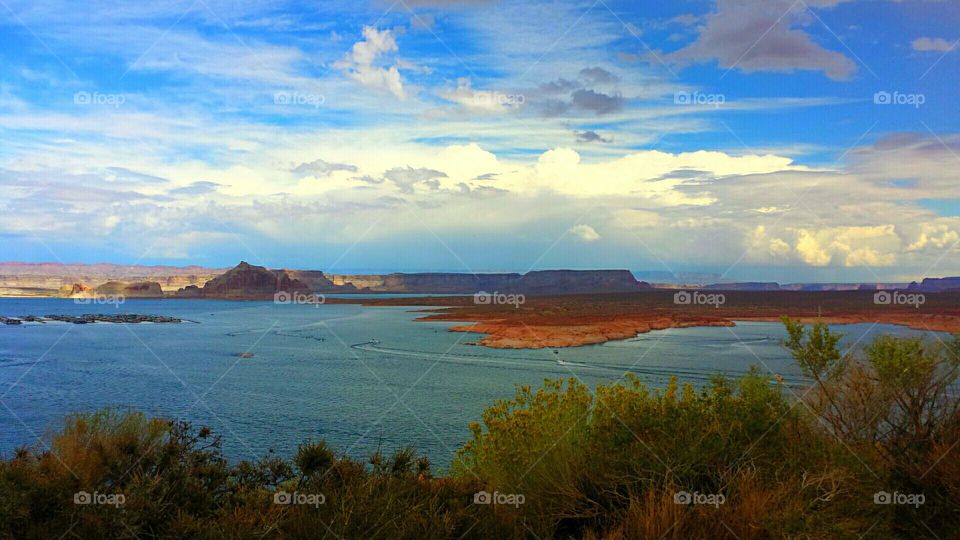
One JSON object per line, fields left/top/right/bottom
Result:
{"left": 348, "top": 341, "right": 807, "bottom": 387}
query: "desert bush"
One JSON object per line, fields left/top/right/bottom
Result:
{"left": 452, "top": 377, "right": 592, "bottom": 534}
{"left": 782, "top": 317, "right": 960, "bottom": 537}
{"left": 0, "top": 410, "right": 234, "bottom": 538}
{"left": 0, "top": 411, "right": 509, "bottom": 539}
{"left": 452, "top": 368, "right": 878, "bottom": 538}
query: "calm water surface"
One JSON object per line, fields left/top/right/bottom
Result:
{"left": 0, "top": 298, "right": 934, "bottom": 468}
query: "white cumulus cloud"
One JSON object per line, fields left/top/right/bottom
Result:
{"left": 335, "top": 26, "right": 406, "bottom": 99}
{"left": 911, "top": 37, "right": 956, "bottom": 53}
{"left": 569, "top": 224, "right": 600, "bottom": 242}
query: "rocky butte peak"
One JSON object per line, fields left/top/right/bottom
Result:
{"left": 517, "top": 269, "right": 645, "bottom": 294}
{"left": 177, "top": 262, "right": 311, "bottom": 299}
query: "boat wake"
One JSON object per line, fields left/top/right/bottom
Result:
{"left": 348, "top": 340, "right": 807, "bottom": 387}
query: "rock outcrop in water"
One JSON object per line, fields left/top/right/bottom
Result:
{"left": 0, "top": 314, "right": 182, "bottom": 324}
{"left": 176, "top": 261, "right": 312, "bottom": 299}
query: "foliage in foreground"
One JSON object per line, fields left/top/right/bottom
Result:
{"left": 0, "top": 322, "right": 958, "bottom": 539}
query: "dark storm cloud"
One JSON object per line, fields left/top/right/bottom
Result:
{"left": 574, "top": 130, "right": 612, "bottom": 143}
{"left": 579, "top": 67, "right": 620, "bottom": 85}
{"left": 571, "top": 89, "right": 624, "bottom": 115}
{"left": 664, "top": 0, "right": 857, "bottom": 81}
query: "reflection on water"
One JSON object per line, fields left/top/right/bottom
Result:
{"left": 0, "top": 298, "right": 937, "bottom": 467}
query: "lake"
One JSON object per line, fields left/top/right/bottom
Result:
{"left": 0, "top": 298, "right": 935, "bottom": 469}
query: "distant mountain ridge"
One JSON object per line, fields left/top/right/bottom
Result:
{"left": 176, "top": 264, "right": 649, "bottom": 297}
{"left": 701, "top": 282, "right": 912, "bottom": 291}
{"left": 908, "top": 277, "right": 960, "bottom": 292}
{"left": 0, "top": 261, "right": 223, "bottom": 296}
{"left": 328, "top": 269, "right": 646, "bottom": 294}
{"left": 704, "top": 282, "right": 781, "bottom": 291}
{"left": 0, "top": 262, "right": 222, "bottom": 275}
{"left": 632, "top": 271, "right": 722, "bottom": 287}
{"left": 0, "top": 261, "right": 956, "bottom": 297}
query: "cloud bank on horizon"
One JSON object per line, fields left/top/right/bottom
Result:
{"left": 0, "top": 0, "right": 958, "bottom": 281}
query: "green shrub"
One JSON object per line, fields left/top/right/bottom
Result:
{"left": 453, "top": 368, "right": 877, "bottom": 538}
{"left": 782, "top": 317, "right": 960, "bottom": 537}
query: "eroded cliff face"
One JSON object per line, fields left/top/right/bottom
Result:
{"left": 95, "top": 281, "right": 164, "bottom": 297}
{"left": 285, "top": 270, "right": 356, "bottom": 292}
{"left": 7, "top": 261, "right": 648, "bottom": 298}
{"left": 58, "top": 283, "right": 94, "bottom": 298}
{"left": 0, "top": 262, "right": 222, "bottom": 295}
{"left": 328, "top": 274, "right": 385, "bottom": 289}
{"left": 56, "top": 281, "right": 164, "bottom": 298}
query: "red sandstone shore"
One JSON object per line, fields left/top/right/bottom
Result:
{"left": 325, "top": 290, "right": 960, "bottom": 349}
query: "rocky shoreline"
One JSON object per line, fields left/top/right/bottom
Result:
{"left": 1, "top": 314, "right": 185, "bottom": 325}
{"left": 326, "top": 290, "right": 960, "bottom": 349}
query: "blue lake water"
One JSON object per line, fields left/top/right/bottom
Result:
{"left": 0, "top": 298, "right": 936, "bottom": 470}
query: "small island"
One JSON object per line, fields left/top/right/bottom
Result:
{"left": 1, "top": 314, "right": 184, "bottom": 325}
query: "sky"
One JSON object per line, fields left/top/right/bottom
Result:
{"left": 1, "top": 0, "right": 959, "bottom": 282}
